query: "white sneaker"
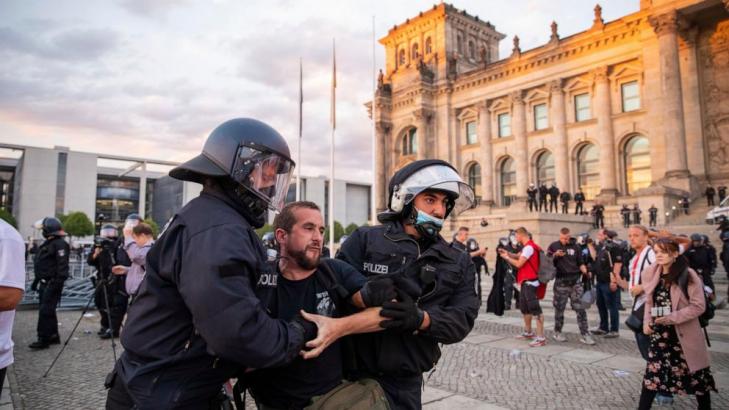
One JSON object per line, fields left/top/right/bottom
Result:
{"left": 580, "top": 334, "right": 596, "bottom": 345}
{"left": 552, "top": 332, "right": 567, "bottom": 342}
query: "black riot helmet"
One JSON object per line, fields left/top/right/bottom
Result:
{"left": 100, "top": 224, "right": 119, "bottom": 239}
{"left": 33, "top": 217, "right": 65, "bottom": 239}
{"left": 170, "top": 118, "right": 295, "bottom": 223}
{"left": 690, "top": 233, "right": 703, "bottom": 245}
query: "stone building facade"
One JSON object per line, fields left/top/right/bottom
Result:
{"left": 369, "top": 0, "right": 729, "bottom": 240}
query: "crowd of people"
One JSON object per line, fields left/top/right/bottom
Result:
{"left": 478, "top": 221, "right": 722, "bottom": 409}
{"left": 0, "top": 117, "right": 724, "bottom": 409}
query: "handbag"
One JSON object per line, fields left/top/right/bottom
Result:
{"left": 580, "top": 277, "right": 596, "bottom": 308}
{"left": 625, "top": 302, "right": 645, "bottom": 333}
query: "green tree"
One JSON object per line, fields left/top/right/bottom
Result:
{"left": 344, "top": 223, "right": 358, "bottom": 235}
{"left": 255, "top": 223, "right": 274, "bottom": 238}
{"left": 324, "top": 221, "right": 345, "bottom": 243}
{"left": 63, "top": 211, "right": 94, "bottom": 239}
{"left": 143, "top": 218, "right": 160, "bottom": 238}
{"left": 0, "top": 208, "right": 16, "bottom": 228}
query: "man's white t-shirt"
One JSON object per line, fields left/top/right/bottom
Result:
{"left": 519, "top": 245, "right": 540, "bottom": 287}
{"left": 0, "top": 220, "right": 27, "bottom": 369}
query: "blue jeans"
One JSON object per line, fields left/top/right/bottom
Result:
{"left": 596, "top": 282, "right": 619, "bottom": 332}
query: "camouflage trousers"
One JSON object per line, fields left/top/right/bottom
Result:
{"left": 552, "top": 277, "right": 589, "bottom": 335}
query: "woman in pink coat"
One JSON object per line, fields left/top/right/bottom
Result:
{"left": 640, "top": 238, "right": 716, "bottom": 409}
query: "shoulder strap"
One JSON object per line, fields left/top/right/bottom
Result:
{"left": 316, "top": 259, "right": 350, "bottom": 308}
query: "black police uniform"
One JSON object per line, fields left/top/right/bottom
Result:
{"left": 338, "top": 221, "right": 479, "bottom": 409}
{"left": 648, "top": 206, "right": 658, "bottom": 227}
{"left": 106, "top": 190, "right": 311, "bottom": 409}
{"left": 685, "top": 245, "right": 716, "bottom": 293}
{"left": 706, "top": 186, "right": 716, "bottom": 206}
{"left": 33, "top": 235, "right": 69, "bottom": 343}
{"left": 87, "top": 239, "right": 130, "bottom": 336}
{"left": 538, "top": 185, "right": 548, "bottom": 212}
{"left": 548, "top": 185, "right": 560, "bottom": 213}
{"left": 620, "top": 206, "right": 631, "bottom": 228}
{"left": 526, "top": 187, "right": 538, "bottom": 212}
{"left": 574, "top": 191, "right": 585, "bottom": 215}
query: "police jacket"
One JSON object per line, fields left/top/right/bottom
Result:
{"left": 548, "top": 186, "right": 560, "bottom": 200}
{"left": 87, "top": 239, "right": 130, "bottom": 282}
{"left": 559, "top": 192, "right": 571, "bottom": 203}
{"left": 685, "top": 246, "right": 715, "bottom": 276}
{"left": 117, "top": 190, "right": 307, "bottom": 406}
{"left": 338, "top": 220, "right": 479, "bottom": 377}
{"left": 33, "top": 236, "right": 69, "bottom": 284}
{"left": 574, "top": 192, "right": 585, "bottom": 202}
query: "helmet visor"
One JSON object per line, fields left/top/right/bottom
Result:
{"left": 100, "top": 226, "right": 118, "bottom": 239}
{"left": 231, "top": 144, "right": 295, "bottom": 212}
{"left": 399, "top": 165, "right": 476, "bottom": 216}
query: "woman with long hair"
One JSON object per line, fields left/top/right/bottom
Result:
{"left": 639, "top": 238, "right": 716, "bottom": 409}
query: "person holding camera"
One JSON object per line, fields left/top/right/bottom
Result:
{"left": 88, "top": 224, "right": 130, "bottom": 340}
{"left": 547, "top": 228, "right": 593, "bottom": 345}
{"left": 639, "top": 238, "right": 716, "bottom": 409}
{"left": 29, "top": 217, "right": 69, "bottom": 350}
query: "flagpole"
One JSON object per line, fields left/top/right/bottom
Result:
{"left": 370, "top": 15, "right": 377, "bottom": 225}
{"left": 329, "top": 39, "right": 336, "bottom": 252}
{"left": 296, "top": 58, "right": 303, "bottom": 201}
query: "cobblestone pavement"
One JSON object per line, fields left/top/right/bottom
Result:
{"left": 8, "top": 277, "right": 729, "bottom": 409}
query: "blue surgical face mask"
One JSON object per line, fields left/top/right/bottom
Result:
{"left": 413, "top": 208, "right": 444, "bottom": 239}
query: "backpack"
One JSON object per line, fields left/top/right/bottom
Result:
{"left": 678, "top": 270, "right": 715, "bottom": 346}
{"left": 527, "top": 246, "right": 556, "bottom": 284}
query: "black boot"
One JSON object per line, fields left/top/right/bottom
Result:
{"left": 97, "top": 327, "right": 109, "bottom": 336}
{"left": 29, "top": 339, "right": 50, "bottom": 349}
{"left": 99, "top": 329, "right": 119, "bottom": 340}
{"left": 48, "top": 334, "right": 61, "bottom": 344}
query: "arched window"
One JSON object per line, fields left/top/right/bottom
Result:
{"left": 425, "top": 37, "right": 432, "bottom": 55}
{"left": 467, "top": 162, "right": 482, "bottom": 199}
{"left": 577, "top": 144, "right": 600, "bottom": 199}
{"left": 501, "top": 157, "right": 516, "bottom": 206}
{"left": 536, "top": 151, "right": 555, "bottom": 187}
{"left": 398, "top": 49, "right": 406, "bottom": 66}
{"left": 468, "top": 41, "right": 475, "bottom": 59}
{"left": 411, "top": 43, "right": 419, "bottom": 60}
{"left": 625, "top": 135, "right": 651, "bottom": 194}
{"left": 401, "top": 128, "right": 418, "bottom": 156}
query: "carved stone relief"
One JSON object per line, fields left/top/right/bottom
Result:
{"left": 700, "top": 21, "right": 729, "bottom": 174}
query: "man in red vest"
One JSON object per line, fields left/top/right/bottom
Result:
{"left": 498, "top": 227, "right": 547, "bottom": 347}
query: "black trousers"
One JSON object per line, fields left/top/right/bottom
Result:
{"left": 575, "top": 202, "right": 583, "bottom": 215}
{"left": 539, "top": 198, "right": 547, "bottom": 211}
{"left": 95, "top": 283, "right": 128, "bottom": 334}
{"left": 375, "top": 373, "right": 422, "bottom": 410}
{"left": 528, "top": 198, "right": 537, "bottom": 212}
{"left": 0, "top": 366, "right": 6, "bottom": 398}
{"left": 649, "top": 215, "right": 657, "bottom": 227}
{"left": 105, "top": 370, "right": 224, "bottom": 410}
{"left": 708, "top": 196, "right": 714, "bottom": 206}
{"left": 549, "top": 199, "right": 558, "bottom": 213}
{"left": 37, "top": 283, "right": 63, "bottom": 340}
{"left": 561, "top": 202, "right": 568, "bottom": 214}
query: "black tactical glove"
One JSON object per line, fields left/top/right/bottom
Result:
{"left": 290, "top": 312, "right": 317, "bottom": 342}
{"left": 379, "top": 293, "right": 425, "bottom": 333}
{"left": 359, "top": 277, "right": 397, "bottom": 307}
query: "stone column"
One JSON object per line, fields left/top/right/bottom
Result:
{"left": 649, "top": 10, "right": 690, "bottom": 178}
{"left": 679, "top": 26, "right": 706, "bottom": 178}
{"left": 512, "top": 90, "right": 528, "bottom": 200}
{"left": 550, "top": 79, "right": 569, "bottom": 191}
{"left": 594, "top": 66, "right": 618, "bottom": 201}
{"left": 477, "top": 101, "right": 494, "bottom": 205}
{"left": 414, "top": 109, "right": 429, "bottom": 160}
{"left": 374, "top": 122, "right": 390, "bottom": 213}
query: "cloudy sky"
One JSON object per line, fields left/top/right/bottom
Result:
{"left": 1, "top": 0, "right": 636, "bottom": 181}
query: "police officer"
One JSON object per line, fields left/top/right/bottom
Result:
{"left": 685, "top": 233, "right": 716, "bottom": 294}
{"left": 29, "top": 217, "right": 69, "bottom": 349}
{"left": 706, "top": 185, "right": 716, "bottom": 206}
{"left": 538, "top": 183, "right": 548, "bottom": 212}
{"left": 87, "top": 223, "right": 130, "bottom": 339}
{"left": 559, "top": 190, "right": 571, "bottom": 214}
{"left": 620, "top": 204, "right": 631, "bottom": 228}
{"left": 719, "top": 185, "right": 727, "bottom": 203}
{"left": 574, "top": 189, "right": 585, "bottom": 215}
{"left": 648, "top": 204, "right": 658, "bottom": 227}
{"left": 338, "top": 159, "right": 480, "bottom": 409}
{"left": 527, "top": 183, "right": 538, "bottom": 212}
{"left": 105, "top": 118, "right": 319, "bottom": 409}
{"left": 548, "top": 183, "right": 560, "bottom": 213}
{"left": 632, "top": 204, "right": 642, "bottom": 225}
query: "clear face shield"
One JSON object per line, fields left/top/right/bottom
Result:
{"left": 231, "top": 144, "right": 295, "bottom": 212}
{"left": 100, "top": 226, "right": 118, "bottom": 239}
{"left": 397, "top": 165, "right": 476, "bottom": 217}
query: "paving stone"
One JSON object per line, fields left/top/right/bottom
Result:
{"left": 463, "top": 334, "right": 505, "bottom": 345}
{"left": 422, "top": 386, "right": 454, "bottom": 403}
{"left": 424, "top": 393, "right": 508, "bottom": 409}
{"left": 592, "top": 354, "right": 646, "bottom": 373}
{"left": 555, "top": 348, "right": 615, "bottom": 364}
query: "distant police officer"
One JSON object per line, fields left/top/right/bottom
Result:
{"left": 338, "top": 159, "right": 480, "bottom": 409}
{"left": 548, "top": 183, "right": 560, "bottom": 213}
{"left": 648, "top": 204, "right": 658, "bottom": 227}
{"left": 87, "top": 223, "right": 130, "bottom": 339}
{"left": 526, "top": 183, "right": 538, "bottom": 212}
{"left": 574, "top": 189, "right": 585, "bottom": 215}
{"left": 538, "top": 183, "right": 548, "bottom": 212}
{"left": 620, "top": 204, "right": 631, "bottom": 228}
{"left": 560, "top": 190, "right": 571, "bottom": 214}
{"left": 29, "top": 217, "right": 69, "bottom": 349}
{"left": 632, "top": 204, "right": 642, "bottom": 225}
{"left": 706, "top": 185, "right": 716, "bottom": 206}
{"left": 685, "top": 233, "right": 716, "bottom": 294}
{"left": 105, "top": 118, "right": 318, "bottom": 409}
